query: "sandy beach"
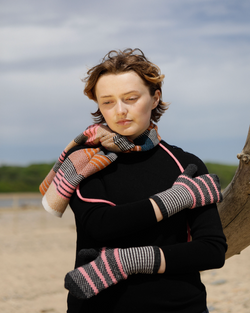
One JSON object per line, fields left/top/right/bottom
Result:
{"left": 0, "top": 199, "right": 249, "bottom": 313}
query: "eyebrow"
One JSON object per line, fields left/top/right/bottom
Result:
{"left": 100, "top": 90, "right": 139, "bottom": 98}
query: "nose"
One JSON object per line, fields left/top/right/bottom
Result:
{"left": 116, "top": 100, "right": 127, "bottom": 116}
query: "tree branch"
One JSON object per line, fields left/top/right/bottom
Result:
{"left": 218, "top": 125, "right": 250, "bottom": 259}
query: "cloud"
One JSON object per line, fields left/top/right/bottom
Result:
{"left": 1, "top": 0, "right": 249, "bottom": 165}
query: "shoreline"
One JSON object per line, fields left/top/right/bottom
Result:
{"left": 0, "top": 193, "right": 43, "bottom": 210}
{"left": 0, "top": 192, "right": 42, "bottom": 199}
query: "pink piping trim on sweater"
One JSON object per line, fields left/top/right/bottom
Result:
{"left": 159, "top": 143, "right": 191, "bottom": 241}
{"left": 76, "top": 142, "right": 191, "bottom": 242}
{"left": 76, "top": 185, "right": 116, "bottom": 206}
{"left": 158, "top": 143, "right": 184, "bottom": 173}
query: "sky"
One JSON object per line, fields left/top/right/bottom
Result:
{"left": 1, "top": 0, "right": 250, "bottom": 166}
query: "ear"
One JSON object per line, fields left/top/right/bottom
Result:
{"left": 152, "top": 90, "right": 161, "bottom": 110}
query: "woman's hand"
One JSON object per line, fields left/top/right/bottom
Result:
{"left": 150, "top": 164, "right": 223, "bottom": 219}
{"left": 65, "top": 246, "right": 161, "bottom": 299}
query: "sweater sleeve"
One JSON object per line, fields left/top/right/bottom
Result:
{"left": 161, "top": 203, "right": 227, "bottom": 273}
{"left": 70, "top": 194, "right": 157, "bottom": 242}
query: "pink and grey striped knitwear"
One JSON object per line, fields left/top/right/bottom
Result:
{"left": 151, "top": 164, "right": 223, "bottom": 219}
{"left": 39, "top": 123, "right": 161, "bottom": 217}
{"left": 64, "top": 246, "right": 161, "bottom": 300}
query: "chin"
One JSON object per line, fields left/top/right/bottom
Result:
{"left": 113, "top": 127, "right": 134, "bottom": 137}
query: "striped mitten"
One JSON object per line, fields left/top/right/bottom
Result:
{"left": 65, "top": 246, "right": 161, "bottom": 299}
{"left": 151, "top": 164, "right": 223, "bottom": 218}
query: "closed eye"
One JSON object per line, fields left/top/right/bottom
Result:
{"left": 102, "top": 100, "right": 113, "bottom": 105}
{"left": 126, "top": 97, "right": 138, "bottom": 102}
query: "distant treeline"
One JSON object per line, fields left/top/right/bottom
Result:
{"left": 205, "top": 163, "right": 238, "bottom": 190}
{"left": 0, "top": 162, "right": 238, "bottom": 193}
{"left": 0, "top": 163, "right": 54, "bottom": 192}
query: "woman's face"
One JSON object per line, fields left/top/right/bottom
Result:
{"left": 95, "top": 71, "right": 160, "bottom": 140}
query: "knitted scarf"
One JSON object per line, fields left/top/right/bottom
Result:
{"left": 40, "top": 123, "right": 161, "bottom": 217}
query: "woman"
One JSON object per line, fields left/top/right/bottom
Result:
{"left": 40, "top": 49, "right": 227, "bottom": 313}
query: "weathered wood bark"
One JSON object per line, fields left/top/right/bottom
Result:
{"left": 217, "top": 126, "right": 250, "bottom": 259}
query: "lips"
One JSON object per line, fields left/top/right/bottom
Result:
{"left": 116, "top": 119, "right": 132, "bottom": 125}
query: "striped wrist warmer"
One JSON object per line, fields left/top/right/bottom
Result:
{"left": 119, "top": 246, "right": 161, "bottom": 275}
{"left": 65, "top": 246, "right": 161, "bottom": 300}
{"left": 151, "top": 184, "right": 194, "bottom": 218}
{"left": 151, "top": 164, "right": 223, "bottom": 219}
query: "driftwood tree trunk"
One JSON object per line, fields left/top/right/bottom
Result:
{"left": 217, "top": 126, "right": 250, "bottom": 259}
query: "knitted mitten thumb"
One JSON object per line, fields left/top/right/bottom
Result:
{"left": 78, "top": 248, "right": 99, "bottom": 264}
{"left": 65, "top": 246, "right": 161, "bottom": 300}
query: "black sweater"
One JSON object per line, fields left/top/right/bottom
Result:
{"left": 67, "top": 140, "right": 227, "bottom": 313}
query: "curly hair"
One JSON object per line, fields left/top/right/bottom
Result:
{"left": 83, "top": 48, "right": 169, "bottom": 123}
